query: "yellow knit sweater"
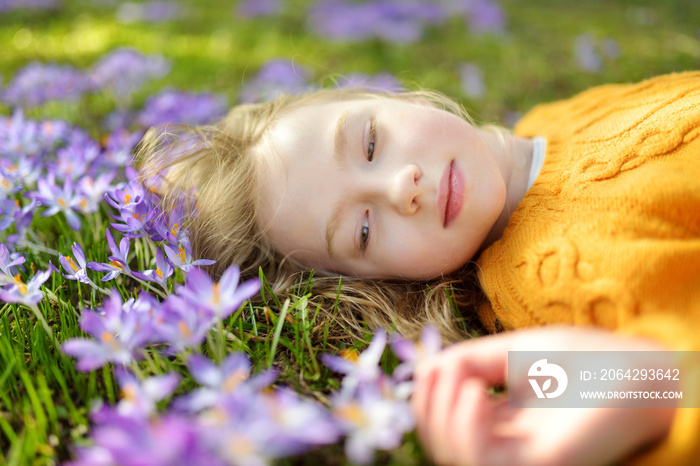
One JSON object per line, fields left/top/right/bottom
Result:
{"left": 476, "top": 72, "right": 700, "bottom": 464}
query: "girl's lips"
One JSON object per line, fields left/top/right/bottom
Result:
{"left": 438, "top": 160, "right": 465, "bottom": 228}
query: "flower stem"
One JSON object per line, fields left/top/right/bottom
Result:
{"left": 29, "top": 303, "right": 60, "bottom": 348}
{"left": 24, "top": 240, "right": 59, "bottom": 256}
{"left": 87, "top": 280, "right": 111, "bottom": 295}
{"left": 128, "top": 273, "right": 168, "bottom": 299}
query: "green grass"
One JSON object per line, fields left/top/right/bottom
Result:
{"left": 0, "top": 0, "right": 699, "bottom": 464}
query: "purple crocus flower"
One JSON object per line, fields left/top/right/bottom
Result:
{"left": 59, "top": 242, "right": 94, "bottom": 285}
{"left": 2, "top": 154, "right": 43, "bottom": 189}
{"left": 90, "top": 47, "right": 170, "bottom": 100}
{"left": 176, "top": 352, "right": 276, "bottom": 413}
{"left": 1, "top": 62, "right": 92, "bottom": 108}
{"left": 235, "top": 0, "right": 281, "bottom": 17}
{"left": 116, "top": 1, "right": 187, "bottom": 24}
{"left": 0, "top": 164, "right": 25, "bottom": 198}
{"left": 262, "top": 388, "right": 343, "bottom": 455}
{"left": 163, "top": 238, "right": 215, "bottom": 272}
{"left": 331, "top": 383, "right": 415, "bottom": 465}
{"left": 53, "top": 142, "right": 95, "bottom": 181}
{"left": 0, "top": 199, "right": 18, "bottom": 232}
{"left": 110, "top": 197, "right": 154, "bottom": 238}
{"left": 38, "top": 118, "right": 71, "bottom": 148}
{"left": 0, "top": 267, "right": 52, "bottom": 307}
{"left": 201, "top": 386, "right": 342, "bottom": 462}
{"left": 76, "top": 172, "right": 117, "bottom": 214}
{"left": 6, "top": 199, "right": 35, "bottom": 246}
{"left": 459, "top": 62, "right": 486, "bottom": 99}
{"left": 322, "top": 328, "right": 387, "bottom": 395}
{"left": 145, "top": 202, "right": 187, "bottom": 246}
{"left": 88, "top": 229, "right": 133, "bottom": 281}
{"left": 0, "top": 0, "right": 59, "bottom": 12}
{"left": 102, "top": 129, "right": 143, "bottom": 167}
{"left": 132, "top": 247, "right": 173, "bottom": 288}
{"left": 51, "top": 128, "right": 109, "bottom": 181}
{"left": 308, "top": 0, "right": 447, "bottom": 44}
{"left": 69, "top": 409, "right": 225, "bottom": 466}
{"left": 136, "top": 89, "right": 227, "bottom": 127}
{"left": 152, "top": 295, "right": 215, "bottom": 354}
{"left": 32, "top": 174, "right": 83, "bottom": 230}
{"left": 115, "top": 369, "right": 180, "bottom": 419}
{"left": 390, "top": 324, "right": 442, "bottom": 381}
{"left": 0, "top": 110, "right": 44, "bottom": 160}
{"left": 176, "top": 264, "right": 260, "bottom": 320}
{"left": 238, "top": 59, "right": 313, "bottom": 103}
{"left": 61, "top": 291, "right": 157, "bottom": 371}
{"left": 465, "top": 0, "right": 507, "bottom": 34}
{"left": 0, "top": 243, "right": 25, "bottom": 285}
{"left": 104, "top": 170, "right": 149, "bottom": 214}
{"left": 575, "top": 33, "right": 602, "bottom": 73}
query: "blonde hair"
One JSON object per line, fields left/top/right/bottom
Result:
{"left": 137, "top": 87, "right": 494, "bottom": 343}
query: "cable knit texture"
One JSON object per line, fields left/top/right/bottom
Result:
{"left": 476, "top": 72, "right": 700, "bottom": 464}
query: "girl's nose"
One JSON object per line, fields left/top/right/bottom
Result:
{"left": 388, "top": 164, "right": 422, "bottom": 214}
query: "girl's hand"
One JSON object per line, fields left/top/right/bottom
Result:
{"left": 411, "top": 327, "right": 677, "bottom": 466}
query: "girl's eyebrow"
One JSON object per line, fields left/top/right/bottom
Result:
{"left": 325, "top": 197, "right": 348, "bottom": 259}
{"left": 333, "top": 109, "right": 351, "bottom": 166}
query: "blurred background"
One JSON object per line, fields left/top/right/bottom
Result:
{"left": 1, "top": 0, "right": 699, "bottom": 132}
{"left": 0, "top": 1, "right": 699, "bottom": 464}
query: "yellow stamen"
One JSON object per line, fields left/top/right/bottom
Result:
{"left": 100, "top": 331, "right": 115, "bottom": 343}
{"left": 340, "top": 348, "right": 359, "bottom": 363}
{"left": 178, "top": 320, "right": 192, "bottom": 338}
{"left": 65, "top": 256, "right": 79, "bottom": 272}
{"left": 228, "top": 435, "right": 255, "bottom": 456}
{"left": 212, "top": 283, "right": 220, "bottom": 305}
{"left": 0, "top": 178, "right": 9, "bottom": 190}
{"left": 171, "top": 223, "right": 179, "bottom": 236}
{"left": 222, "top": 369, "right": 247, "bottom": 393}
{"left": 14, "top": 199, "right": 20, "bottom": 208}
{"left": 155, "top": 268, "right": 162, "bottom": 278}
{"left": 57, "top": 198, "right": 66, "bottom": 207}
{"left": 335, "top": 403, "right": 367, "bottom": 427}
{"left": 79, "top": 198, "right": 87, "bottom": 210}
{"left": 176, "top": 247, "right": 185, "bottom": 264}
{"left": 122, "top": 384, "right": 137, "bottom": 400}
{"left": 110, "top": 260, "right": 123, "bottom": 270}
{"left": 124, "top": 194, "right": 131, "bottom": 205}
{"left": 13, "top": 274, "right": 27, "bottom": 295}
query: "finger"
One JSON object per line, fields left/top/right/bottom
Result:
{"left": 449, "top": 377, "right": 492, "bottom": 465}
{"left": 411, "top": 363, "right": 438, "bottom": 450}
{"left": 426, "top": 361, "right": 466, "bottom": 464}
{"left": 454, "top": 382, "right": 528, "bottom": 466}
{"left": 430, "top": 333, "right": 514, "bottom": 385}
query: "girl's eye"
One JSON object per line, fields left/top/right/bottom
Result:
{"left": 367, "top": 119, "right": 376, "bottom": 162}
{"left": 360, "top": 212, "right": 370, "bottom": 252}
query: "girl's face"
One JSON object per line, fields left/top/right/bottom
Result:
{"left": 258, "top": 97, "right": 506, "bottom": 280}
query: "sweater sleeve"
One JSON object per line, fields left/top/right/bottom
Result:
{"left": 618, "top": 313, "right": 700, "bottom": 464}
{"left": 478, "top": 72, "right": 700, "bottom": 465}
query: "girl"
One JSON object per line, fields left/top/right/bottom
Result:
{"left": 138, "top": 71, "right": 700, "bottom": 465}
